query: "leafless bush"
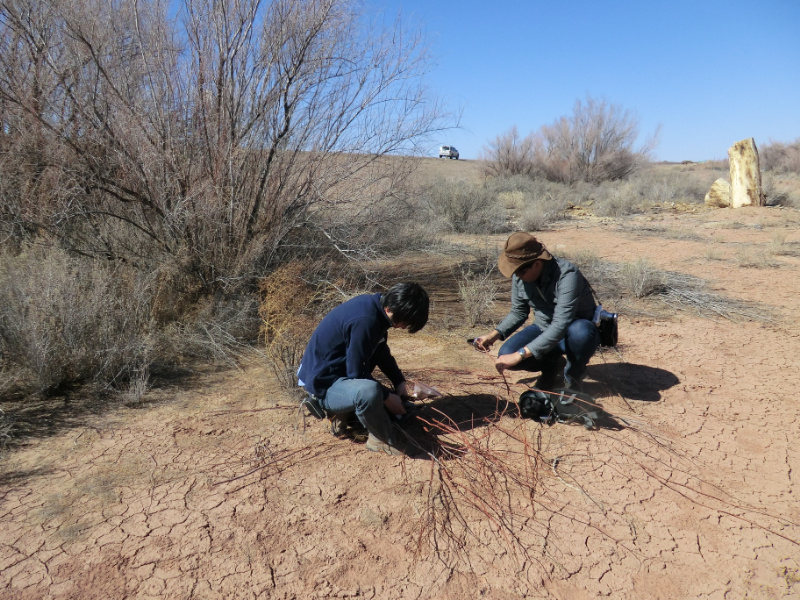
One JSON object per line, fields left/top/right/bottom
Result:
{"left": 592, "top": 181, "right": 643, "bottom": 217}
{"left": 484, "top": 176, "right": 571, "bottom": 230}
{"left": 0, "top": 0, "right": 448, "bottom": 291}
{"left": 0, "top": 248, "right": 155, "bottom": 396}
{"left": 533, "top": 95, "right": 657, "bottom": 184}
{"left": 627, "top": 168, "right": 715, "bottom": 204}
{"left": 420, "top": 179, "right": 507, "bottom": 234}
{"left": 734, "top": 249, "right": 779, "bottom": 270}
{"left": 762, "top": 172, "right": 800, "bottom": 207}
{"left": 761, "top": 138, "right": 800, "bottom": 174}
{"left": 0, "top": 409, "right": 11, "bottom": 450}
{"left": 481, "top": 126, "right": 538, "bottom": 177}
{"left": 456, "top": 263, "right": 499, "bottom": 328}
{"left": 175, "top": 295, "right": 262, "bottom": 366}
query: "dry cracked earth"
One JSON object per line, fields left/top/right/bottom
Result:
{"left": 1, "top": 205, "right": 799, "bottom": 599}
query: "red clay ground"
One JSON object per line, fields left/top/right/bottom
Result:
{"left": 1, "top": 206, "right": 799, "bottom": 599}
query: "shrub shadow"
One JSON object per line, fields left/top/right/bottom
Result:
{"left": 0, "top": 365, "right": 201, "bottom": 449}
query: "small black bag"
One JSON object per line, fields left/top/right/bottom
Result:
{"left": 518, "top": 389, "right": 599, "bottom": 429}
{"left": 597, "top": 311, "right": 618, "bottom": 347}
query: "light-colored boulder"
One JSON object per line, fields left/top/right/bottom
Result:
{"left": 704, "top": 178, "right": 731, "bottom": 207}
{"left": 728, "top": 138, "right": 765, "bottom": 208}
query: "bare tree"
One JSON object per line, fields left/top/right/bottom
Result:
{"left": 481, "top": 96, "right": 657, "bottom": 185}
{"left": 536, "top": 95, "right": 657, "bottom": 184}
{"left": 0, "top": 0, "right": 448, "bottom": 290}
{"left": 481, "top": 125, "right": 538, "bottom": 177}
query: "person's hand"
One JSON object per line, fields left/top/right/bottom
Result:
{"left": 384, "top": 393, "right": 407, "bottom": 415}
{"left": 494, "top": 352, "right": 522, "bottom": 375}
{"left": 395, "top": 381, "right": 409, "bottom": 399}
{"left": 475, "top": 330, "right": 501, "bottom": 351}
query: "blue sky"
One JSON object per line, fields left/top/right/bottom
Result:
{"left": 368, "top": 0, "right": 800, "bottom": 162}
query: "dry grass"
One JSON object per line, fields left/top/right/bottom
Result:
{"left": 0, "top": 247, "right": 156, "bottom": 397}
{"left": 768, "top": 233, "right": 790, "bottom": 255}
{"left": 619, "top": 258, "right": 665, "bottom": 298}
{"left": 564, "top": 250, "right": 772, "bottom": 323}
{"left": 456, "top": 263, "right": 499, "bottom": 328}
{"left": 734, "top": 249, "right": 780, "bottom": 269}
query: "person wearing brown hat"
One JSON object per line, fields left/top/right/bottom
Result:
{"left": 475, "top": 232, "right": 600, "bottom": 390}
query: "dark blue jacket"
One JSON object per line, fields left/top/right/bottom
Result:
{"left": 298, "top": 293, "right": 405, "bottom": 399}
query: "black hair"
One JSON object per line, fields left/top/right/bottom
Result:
{"left": 381, "top": 282, "right": 429, "bottom": 333}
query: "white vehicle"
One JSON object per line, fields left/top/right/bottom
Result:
{"left": 438, "top": 145, "right": 459, "bottom": 160}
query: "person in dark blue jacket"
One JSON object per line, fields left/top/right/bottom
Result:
{"left": 298, "top": 283, "right": 429, "bottom": 455}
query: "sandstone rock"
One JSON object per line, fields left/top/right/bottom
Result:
{"left": 704, "top": 178, "right": 731, "bottom": 208}
{"left": 728, "top": 138, "right": 765, "bottom": 208}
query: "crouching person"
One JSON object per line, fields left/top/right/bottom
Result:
{"left": 475, "top": 232, "right": 599, "bottom": 391}
{"left": 297, "top": 283, "right": 429, "bottom": 456}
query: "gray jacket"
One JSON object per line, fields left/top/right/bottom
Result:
{"left": 495, "top": 257, "right": 596, "bottom": 359}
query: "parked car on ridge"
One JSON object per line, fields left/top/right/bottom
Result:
{"left": 438, "top": 145, "right": 459, "bottom": 160}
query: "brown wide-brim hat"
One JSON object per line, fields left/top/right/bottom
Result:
{"left": 497, "top": 232, "right": 552, "bottom": 277}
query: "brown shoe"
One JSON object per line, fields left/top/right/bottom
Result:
{"left": 365, "top": 433, "right": 407, "bottom": 456}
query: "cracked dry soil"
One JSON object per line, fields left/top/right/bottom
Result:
{"left": 1, "top": 206, "right": 799, "bottom": 599}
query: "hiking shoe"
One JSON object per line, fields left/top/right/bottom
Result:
{"left": 328, "top": 414, "right": 349, "bottom": 438}
{"left": 329, "top": 413, "right": 369, "bottom": 441}
{"left": 563, "top": 373, "right": 584, "bottom": 392}
{"left": 365, "top": 433, "right": 409, "bottom": 456}
{"left": 535, "top": 354, "right": 567, "bottom": 391}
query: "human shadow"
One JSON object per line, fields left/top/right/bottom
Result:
{"left": 392, "top": 393, "right": 513, "bottom": 458}
{"left": 396, "top": 388, "right": 626, "bottom": 459}
{"left": 583, "top": 363, "right": 680, "bottom": 402}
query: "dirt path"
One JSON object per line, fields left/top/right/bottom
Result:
{"left": 2, "top": 207, "right": 799, "bottom": 599}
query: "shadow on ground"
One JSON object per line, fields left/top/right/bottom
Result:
{"left": 584, "top": 362, "right": 680, "bottom": 402}
{"left": 0, "top": 365, "right": 202, "bottom": 448}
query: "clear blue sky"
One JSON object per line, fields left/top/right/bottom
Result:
{"left": 368, "top": 0, "right": 800, "bottom": 162}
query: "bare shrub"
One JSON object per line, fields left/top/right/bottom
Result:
{"left": 0, "top": 0, "right": 448, "bottom": 291}
{"left": 497, "top": 191, "right": 524, "bottom": 210}
{"left": 483, "top": 176, "right": 571, "bottom": 230}
{"left": 481, "top": 126, "right": 538, "bottom": 177}
{"left": 0, "top": 248, "right": 155, "bottom": 396}
{"left": 0, "top": 409, "right": 11, "bottom": 450}
{"left": 762, "top": 172, "right": 800, "bottom": 207}
{"left": 533, "top": 95, "right": 657, "bottom": 184}
{"left": 420, "top": 179, "right": 507, "bottom": 234}
{"left": 619, "top": 258, "right": 664, "bottom": 298}
{"left": 761, "top": 138, "right": 800, "bottom": 174}
{"left": 258, "top": 261, "right": 322, "bottom": 398}
{"left": 734, "top": 249, "right": 779, "bottom": 269}
{"left": 519, "top": 185, "right": 570, "bottom": 231}
{"left": 592, "top": 182, "right": 643, "bottom": 217}
{"left": 768, "top": 233, "right": 790, "bottom": 256}
{"left": 456, "top": 263, "right": 499, "bottom": 328}
{"left": 628, "top": 168, "right": 715, "bottom": 204}
{"left": 176, "top": 295, "right": 262, "bottom": 366}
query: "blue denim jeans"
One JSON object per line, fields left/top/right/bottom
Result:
{"left": 498, "top": 320, "right": 600, "bottom": 384}
{"left": 320, "top": 378, "right": 395, "bottom": 444}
